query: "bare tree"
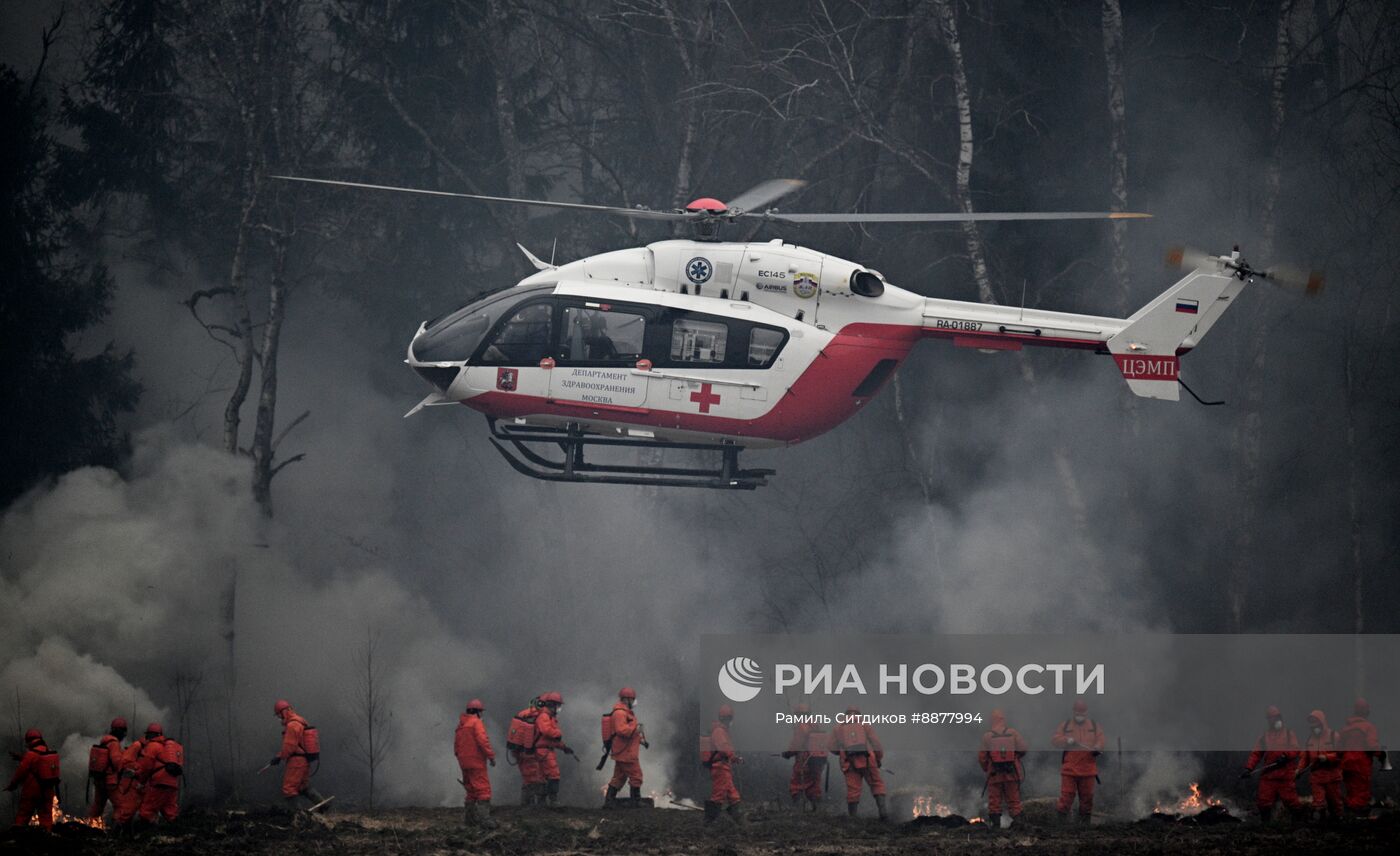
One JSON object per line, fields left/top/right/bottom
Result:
{"left": 1229, "top": 0, "right": 1299, "bottom": 632}
{"left": 1102, "top": 0, "right": 1131, "bottom": 313}
{"left": 347, "top": 629, "right": 394, "bottom": 811}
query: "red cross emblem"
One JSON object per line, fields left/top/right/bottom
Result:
{"left": 689, "top": 383, "right": 721, "bottom": 413}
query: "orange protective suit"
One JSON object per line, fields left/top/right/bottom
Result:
{"left": 1246, "top": 711, "right": 1301, "bottom": 816}
{"left": 535, "top": 707, "right": 563, "bottom": 783}
{"left": 7, "top": 740, "right": 59, "bottom": 829}
{"left": 1050, "top": 703, "right": 1104, "bottom": 819}
{"left": 277, "top": 710, "right": 313, "bottom": 799}
{"left": 112, "top": 739, "right": 147, "bottom": 825}
{"left": 829, "top": 720, "right": 885, "bottom": 803}
{"left": 707, "top": 721, "right": 741, "bottom": 805}
{"left": 606, "top": 702, "right": 643, "bottom": 789}
{"left": 978, "top": 710, "right": 1027, "bottom": 818}
{"left": 88, "top": 732, "right": 125, "bottom": 819}
{"left": 137, "top": 739, "right": 180, "bottom": 822}
{"left": 513, "top": 707, "right": 545, "bottom": 789}
{"left": 786, "top": 723, "right": 822, "bottom": 800}
{"left": 455, "top": 712, "right": 495, "bottom": 802}
{"left": 1339, "top": 698, "right": 1381, "bottom": 812}
{"left": 1300, "top": 710, "right": 1343, "bottom": 819}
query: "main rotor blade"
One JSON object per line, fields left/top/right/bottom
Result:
{"left": 270, "top": 176, "right": 692, "bottom": 221}
{"left": 749, "top": 210, "right": 1151, "bottom": 223}
{"left": 724, "top": 179, "right": 807, "bottom": 215}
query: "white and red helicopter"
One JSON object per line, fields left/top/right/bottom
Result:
{"left": 280, "top": 176, "right": 1320, "bottom": 489}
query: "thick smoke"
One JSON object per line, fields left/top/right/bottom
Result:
{"left": 0, "top": 271, "right": 732, "bottom": 807}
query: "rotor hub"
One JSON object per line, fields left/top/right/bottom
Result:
{"left": 684, "top": 197, "right": 728, "bottom": 214}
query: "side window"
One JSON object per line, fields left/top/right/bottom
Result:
{"left": 671, "top": 318, "right": 728, "bottom": 363}
{"left": 480, "top": 302, "right": 554, "bottom": 364}
{"left": 558, "top": 305, "right": 646, "bottom": 363}
{"left": 747, "top": 326, "right": 786, "bottom": 367}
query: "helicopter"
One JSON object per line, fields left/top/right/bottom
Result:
{"left": 277, "top": 176, "right": 1321, "bottom": 490}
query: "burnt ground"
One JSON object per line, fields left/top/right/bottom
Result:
{"left": 3, "top": 801, "right": 1398, "bottom": 855}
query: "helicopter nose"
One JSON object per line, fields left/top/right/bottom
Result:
{"left": 408, "top": 311, "right": 478, "bottom": 391}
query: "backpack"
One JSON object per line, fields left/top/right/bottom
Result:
{"left": 89, "top": 736, "right": 117, "bottom": 776}
{"left": 507, "top": 711, "right": 539, "bottom": 753}
{"left": 698, "top": 733, "right": 714, "bottom": 766}
{"left": 601, "top": 710, "right": 616, "bottom": 743}
{"left": 805, "top": 730, "right": 828, "bottom": 754}
{"left": 35, "top": 749, "right": 61, "bottom": 784}
{"left": 300, "top": 725, "right": 321, "bottom": 762}
{"left": 834, "top": 722, "right": 867, "bottom": 754}
{"left": 159, "top": 739, "right": 185, "bottom": 778}
{"left": 987, "top": 729, "right": 1018, "bottom": 772}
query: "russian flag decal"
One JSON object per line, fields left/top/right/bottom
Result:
{"left": 1176, "top": 298, "right": 1199, "bottom": 314}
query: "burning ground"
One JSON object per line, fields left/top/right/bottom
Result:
{"left": 6, "top": 802, "right": 1400, "bottom": 855}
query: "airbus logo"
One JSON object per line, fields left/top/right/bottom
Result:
{"left": 716, "top": 656, "right": 764, "bottom": 702}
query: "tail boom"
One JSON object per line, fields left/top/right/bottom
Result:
{"left": 920, "top": 257, "right": 1245, "bottom": 401}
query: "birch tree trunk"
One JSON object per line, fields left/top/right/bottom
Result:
{"left": 932, "top": 0, "right": 1095, "bottom": 555}
{"left": 932, "top": 0, "right": 995, "bottom": 305}
{"left": 1102, "top": 0, "right": 1131, "bottom": 314}
{"left": 661, "top": 1, "right": 709, "bottom": 220}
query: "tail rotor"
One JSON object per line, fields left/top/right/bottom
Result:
{"left": 1166, "top": 244, "right": 1324, "bottom": 297}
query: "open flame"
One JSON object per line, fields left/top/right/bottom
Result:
{"left": 1154, "top": 782, "right": 1222, "bottom": 816}
{"left": 911, "top": 794, "right": 986, "bottom": 824}
{"left": 912, "top": 795, "right": 954, "bottom": 818}
{"left": 28, "top": 795, "right": 106, "bottom": 829}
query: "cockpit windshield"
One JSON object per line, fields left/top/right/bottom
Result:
{"left": 412, "top": 285, "right": 554, "bottom": 364}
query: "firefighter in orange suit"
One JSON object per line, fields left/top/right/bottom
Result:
{"left": 112, "top": 728, "right": 150, "bottom": 827}
{"left": 268, "top": 699, "right": 328, "bottom": 812}
{"left": 783, "top": 703, "right": 823, "bottom": 809}
{"left": 1241, "top": 705, "right": 1302, "bottom": 821}
{"left": 88, "top": 717, "right": 128, "bottom": 821}
{"left": 535, "top": 692, "right": 569, "bottom": 806}
{"left": 136, "top": 722, "right": 180, "bottom": 824}
{"left": 829, "top": 706, "right": 887, "bottom": 819}
{"left": 454, "top": 699, "right": 496, "bottom": 826}
{"left": 704, "top": 705, "right": 742, "bottom": 824}
{"left": 1051, "top": 699, "right": 1104, "bottom": 822}
{"left": 1339, "top": 697, "right": 1382, "bottom": 816}
{"left": 1300, "top": 709, "right": 1344, "bottom": 821}
{"left": 6, "top": 729, "right": 59, "bottom": 830}
{"left": 978, "top": 709, "right": 1027, "bottom": 826}
{"left": 512, "top": 699, "right": 546, "bottom": 805}
{"left": 604, "top": 687, "right": 645, "bottom": 807}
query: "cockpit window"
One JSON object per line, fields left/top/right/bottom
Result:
{"left": 480, "top": 301, "right": 555, "bottom": 365}
{"left": 413, "top": 285, "right": 553, "bottom": 364}
{"left": 557, "top": 305, "right": 645, "bottom": 364}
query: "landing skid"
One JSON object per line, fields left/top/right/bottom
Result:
{"left": 486, "top": 418, "right": 774, "bottom": 490}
